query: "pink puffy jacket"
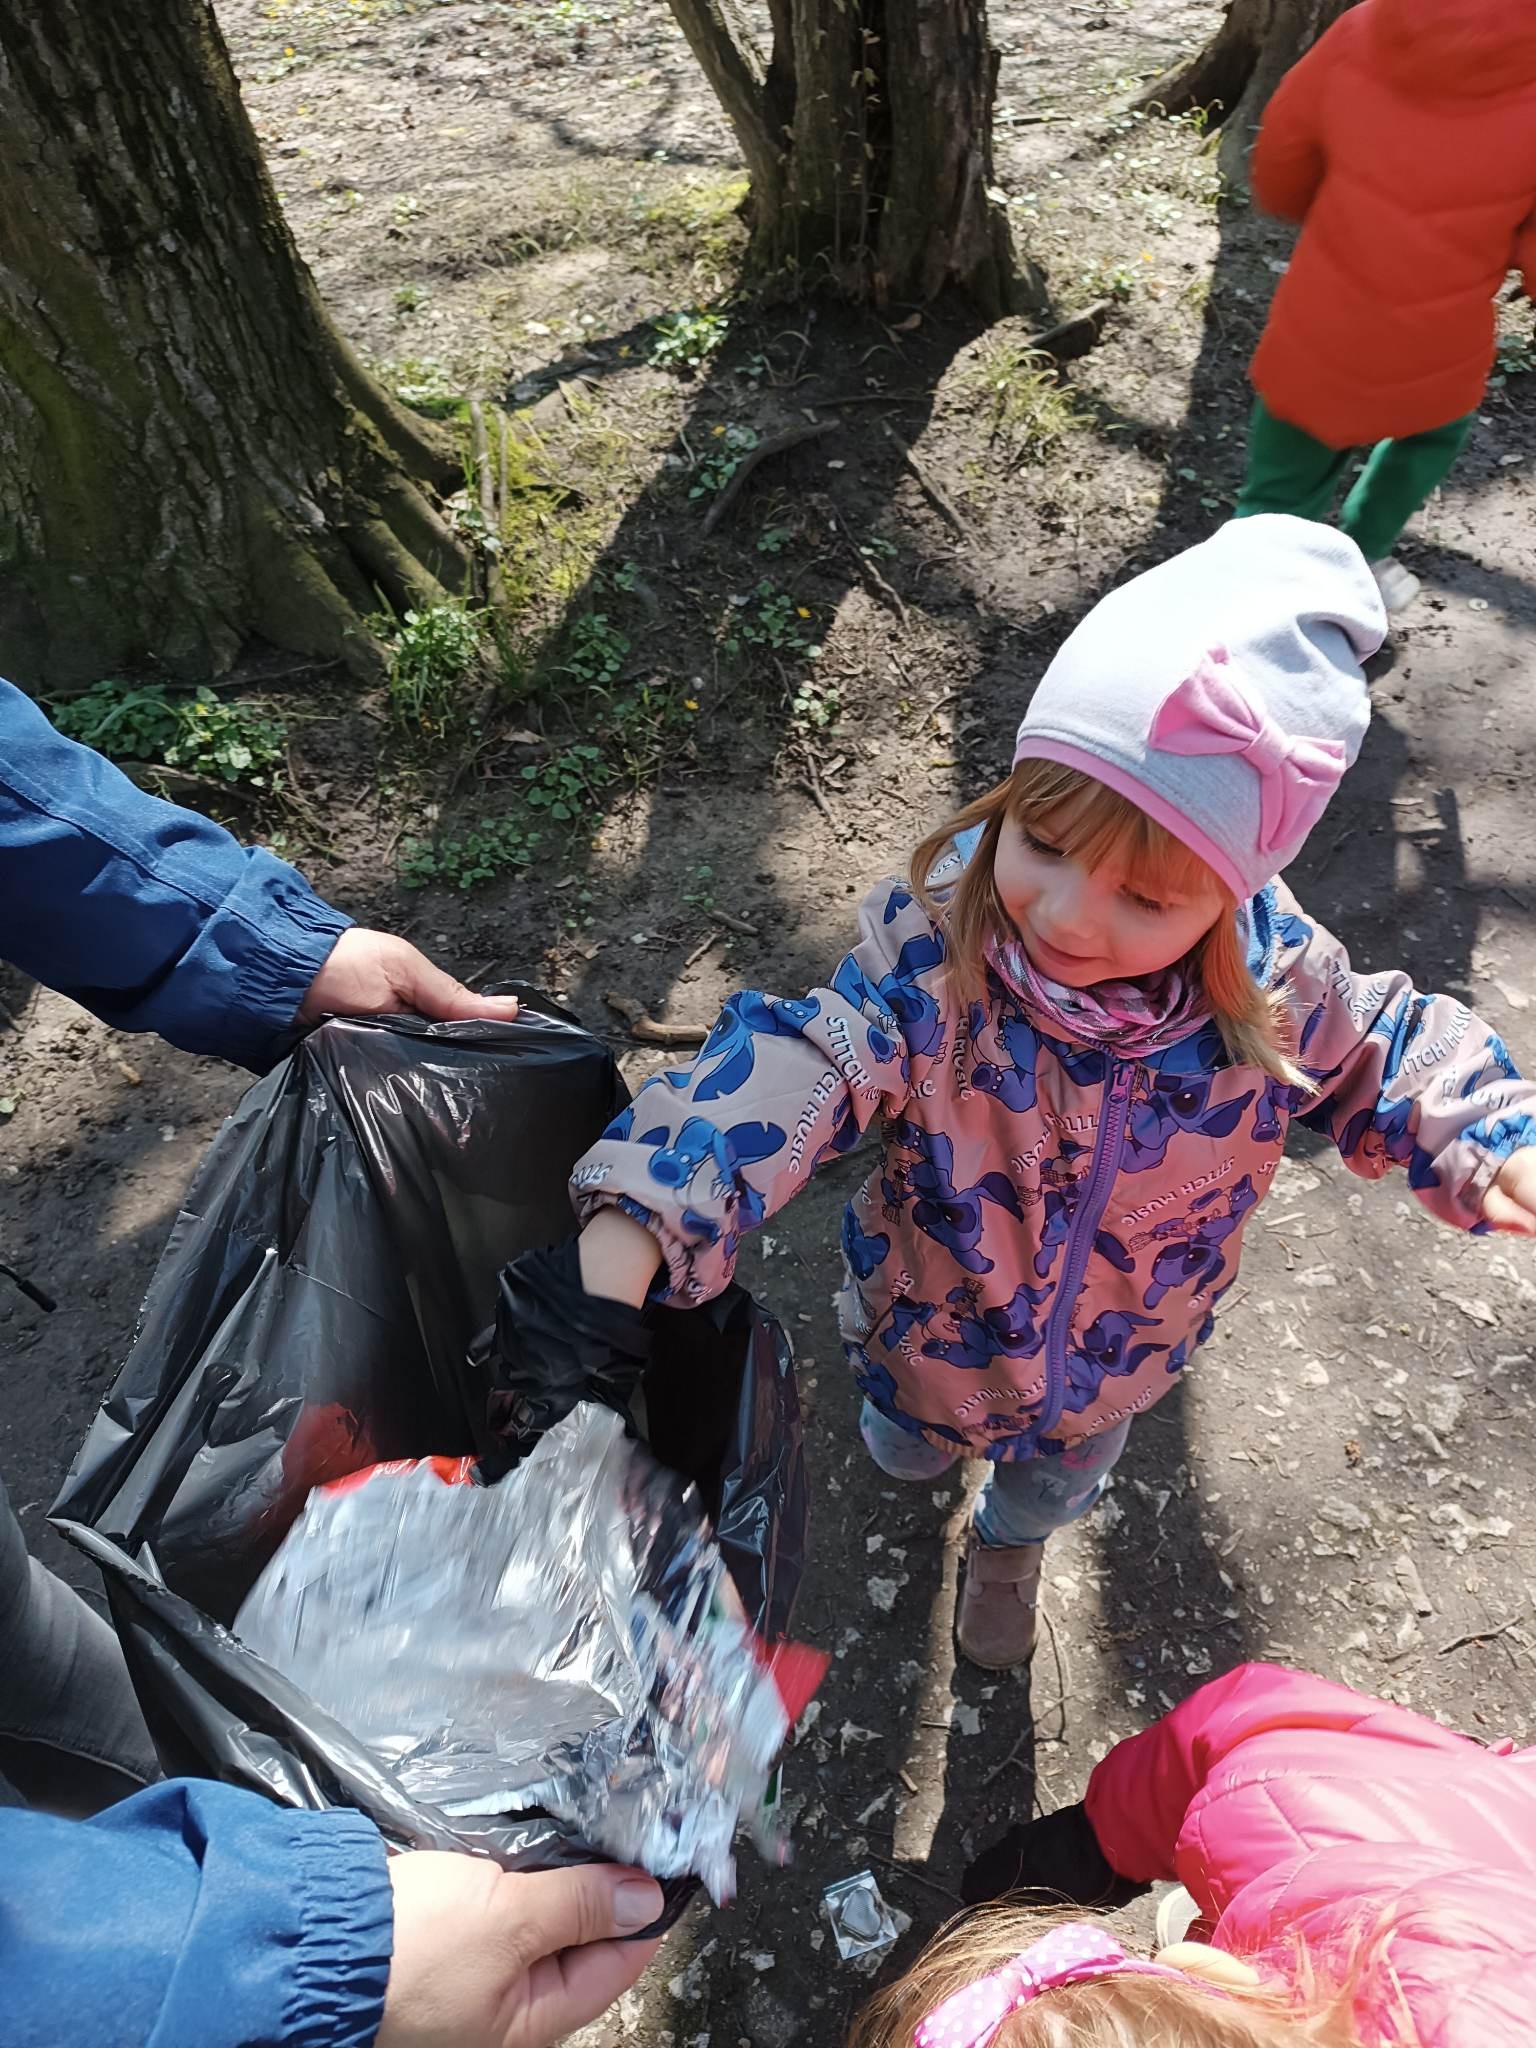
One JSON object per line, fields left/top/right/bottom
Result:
{"left": 1085, "top": 1663, "right": 1536, "bottom": 2044}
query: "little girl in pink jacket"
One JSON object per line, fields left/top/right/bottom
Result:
{"left": 857, "top": 1662, "right": 1536, "bottom": 2046}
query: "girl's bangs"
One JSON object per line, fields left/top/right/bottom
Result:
{"left": 1012, "top": 757, "right": 1227, "bottom": 905}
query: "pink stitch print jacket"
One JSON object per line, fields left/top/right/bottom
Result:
{"left": 571, "top": 866, "right": 1536, "bottom": 1462}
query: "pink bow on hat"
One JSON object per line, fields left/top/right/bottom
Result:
{"left": 913, "top": 1924, "right": 1189, "bottom": 2048}
{"left": 1149, "top": 649, "right": 1346, "bottom": 857}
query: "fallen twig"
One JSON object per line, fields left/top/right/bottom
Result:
{"left": 682, "top": 930, "right": 722, "bottom": 971}
{"left": 701, "top": 418, "right": 839, "bottom": 535}
{"left": 863, "top": 1849, "right": 963, "bottom": 1907}
{"left": 603, "top": 991, "right": 709, "bottom": 1047}
{"left": 817, "top": 389, "right": 934, "bottom": 408}
{"left": 1438, "top": 1614, "right": 1523, "bottom": 1656}
{"left": 714, "top": 907, "right": 760, "bottom": 937}
{"left": 984, "top": 1723, "right": 1033, "bottom": 1789}
{"left": 883, "top": 422, "right": 975, "bottom": 544}
{"left": 825, "top": 497, "right": 910, "bottom": 626}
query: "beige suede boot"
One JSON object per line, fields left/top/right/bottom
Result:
{"left": 957, "top": 1532, "right": 1043, "bottom": 1670}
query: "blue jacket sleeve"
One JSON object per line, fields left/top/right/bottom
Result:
{"left": 0, "top": 678, "right": 352, "bottom": 1069}
{"left": 1, "top": 1779, "right": 393, "bottom": 2048}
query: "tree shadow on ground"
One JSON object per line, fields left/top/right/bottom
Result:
{"left": 467, "top": 287, "right": 1010, "bottom": 1035}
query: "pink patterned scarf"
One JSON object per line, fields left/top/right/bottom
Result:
{"left": 986, "top": 932, "right": 1211, "bottom": 1059}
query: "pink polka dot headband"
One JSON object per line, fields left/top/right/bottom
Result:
{"left": 914, "top": 1923, "right": 1190, "bottom": 2048}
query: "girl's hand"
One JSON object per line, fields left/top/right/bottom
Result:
{"left": 1480, "top": 1148, "right": 1536, "bottom": 1235}
{"left": 579, "top": 1206, "right": 665, "bottom": 1308}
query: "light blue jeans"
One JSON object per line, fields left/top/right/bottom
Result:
{"left": 860, "top": 1401, "right": 1130, "bottom": 1549}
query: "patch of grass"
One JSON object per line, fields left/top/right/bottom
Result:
{"left": 634, "top": 174, "right": 748, "bottom": 279}
{"left": 49, "top": 681, "right": 286, "bottom": 792}
{"left": 371, "top": 355, "right": 465, "bottom": 421}
{"left": 399, "top": 815, "right": 541, "bottom": 891}
{"left": 723, "top": 580, "right": 820, "bottom": 657}
{"left": 690, "top": 423, "right": 758, "bottom": 498}
{"left": 651, "top": 306, "right": 732, "bottom": 372}
{"left": 520, "top": 742, "right": 616, "bottom": 823}
{"left": 682, "top": 861, "right": 718, "bottom": 912}
{"left": 1491, "top": 334, "right": 1536, "bottom": 387}
{"left": 379, "top": 602, "right": 484, "bottom": 738}
{"left": 1080, "top": 260, "right": 1137, "bottom": 304}
{"left": 495, "top": 402, "right": 643, "bottom": 619}
{"left": 600, "top": 673, "right": 701, "bottom": 779}
{"left": 790, "top": 672, "right": 841, "bottom": 736}
{"left": 561, "top": 611, "right": 630, "bottom": 686}
{"left": 959, "top": 340, "right": 1086, "bottom": 463}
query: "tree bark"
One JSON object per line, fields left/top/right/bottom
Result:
{"left": 0, "top": 1, "right": 470, "bottom": 691}
{"left": 1137, "top": 0, "right": 1360, "bottom": 175}
{"left": 664, "top": 0, "right": 1020, "bottom": 314}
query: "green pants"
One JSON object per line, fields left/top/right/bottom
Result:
{"left": 1234, "top": 398, "right": 1473, "bottom": 562}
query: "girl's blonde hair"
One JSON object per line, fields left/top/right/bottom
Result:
{"left": 849, "top": 1907, "right": 1422, "bottom": 2048}
{"left": 910, "top": 758, "right": 1304, "bottom": 1087}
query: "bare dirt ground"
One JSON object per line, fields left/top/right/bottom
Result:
{"left": 5, "top": 2, "right": 1536, "bottom": 2041}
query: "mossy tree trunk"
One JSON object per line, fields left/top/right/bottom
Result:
{"left": 665, "top": 0, "right": 1023, "bottom": 315}
{"left": 0, "top": 1, "right": 471, "bottom": 691}
{"left": 1137, "top": 0, "right": 1360, "bottom": 178}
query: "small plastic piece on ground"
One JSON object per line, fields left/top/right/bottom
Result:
{"left": 822, "top": 1869, "right": 901, "bottom": 1963}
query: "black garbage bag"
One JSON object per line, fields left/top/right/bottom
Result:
{"left": 52, "top": 999, "right": 807, "bottom": 1918}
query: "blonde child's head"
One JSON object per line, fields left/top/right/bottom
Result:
{"left": 850, "top": 1909, "right": 1420, "bottom": 2048}
{"left": 911, "top": 756, "right": 1300, "bottom": 1082}
{"left": 910, "top": 516, "right": 1385, "bottom": 1085}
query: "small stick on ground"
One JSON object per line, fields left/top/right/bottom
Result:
{"left": 801, "top": 779, "right": 839, "bottom": 833}
{"left": 714, "top": 907, "right": 760, "bottom": 937}
{"left": 682, "top": 930, "right": 722, "bottom": 971}
{"left": 800, "top": 748, "right": 844, "bottom": 837}
{"left": 883, "top": 423, "right": 976, "bottom": 546}
{"left": 1438, "top": 1613, "right": 1523, "bottom": 1655}
{"left": 825, "top": 497, "right": 910, "bottom": 626}
{"left": 816, "top": 390, "right": 934, "bottom": 409}
{"left": 603, "top": 992, "right": 709, "bottom": 1047}
{"left": 863, "top": 1849, "right": 963, "bottom": 1907}
{"left": 701, "top": 418, "right": 839, "bottom": 535}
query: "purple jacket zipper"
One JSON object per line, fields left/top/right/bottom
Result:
{"left": 1037, "top": 1060, "right": 1134, "bottom": 1438}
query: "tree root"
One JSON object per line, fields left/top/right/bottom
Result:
{"left": 701, "top": 418, "right": 839, "bottom": 534}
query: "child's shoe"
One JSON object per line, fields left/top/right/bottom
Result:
{"left": 1369, "top": 556, "right": 1422, "bottom": 613}
{"left": 957, "top": 1532, "right": 1043, "bottom": 1669}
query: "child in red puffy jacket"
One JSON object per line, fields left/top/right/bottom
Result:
{"left": 855, "top": 1664, "right": 1536, "bottom": 2046}
{"left": 1234, "top": 0, "right": 1536, "bottom": 614}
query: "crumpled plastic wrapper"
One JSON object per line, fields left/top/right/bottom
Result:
{"left": 235, "top": 1403, "right": 792, "bottom": 1901}
{"left": 822, "top": 1870, "right": 907, "bottom": 1966}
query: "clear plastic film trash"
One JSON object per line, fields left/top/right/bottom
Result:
{"left": 51, "top": 1002, "right": 811, "bottom": 1929}
{"left": 236, "top": 1407, "right": 821, "bottom": 1903}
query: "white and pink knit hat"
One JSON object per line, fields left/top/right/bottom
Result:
{"left": 1014, "top": 515, "right": 1385, "bottom": 901}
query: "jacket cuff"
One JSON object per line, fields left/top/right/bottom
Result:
{"left": 284, "top": 1809, "right": 394, "bottom": 2048}
{"left": 209, "top": 848, "right": 352, "bottom": 1068}
{"left": 571, "top": 1182, "right": 711, "bottom": 1304}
